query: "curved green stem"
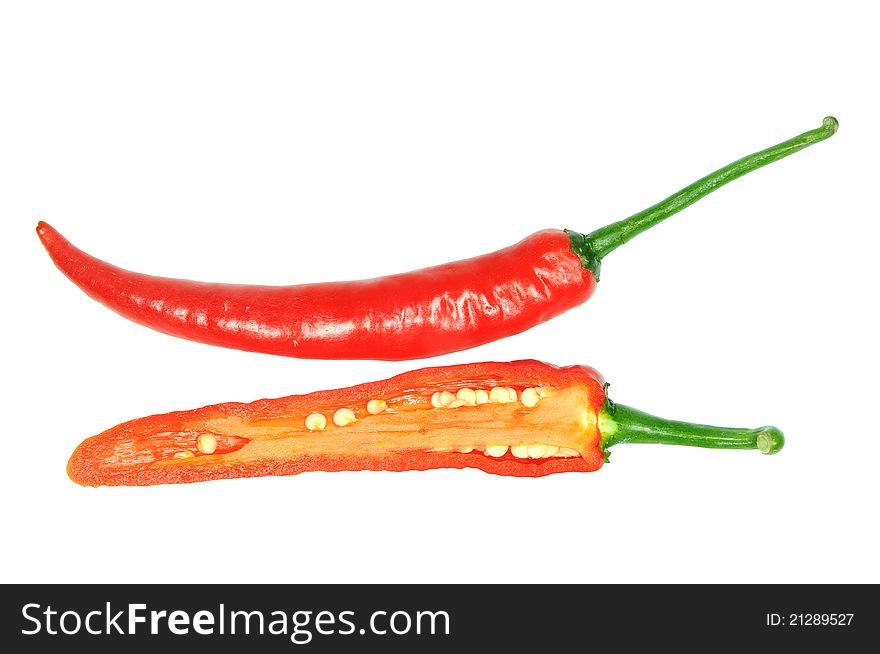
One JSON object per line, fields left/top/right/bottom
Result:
{"left": 568, "top": 116, "right": 838, "bottom": 279}
{"left": 599, "top": 402, "right": 784, "bottom": 456}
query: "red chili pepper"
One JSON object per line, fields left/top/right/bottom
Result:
{"left": 67, "top": 360, "right": 784, "bottom": 487}
{"left": 39, "top": 118, "right": 836, "bottom": 361}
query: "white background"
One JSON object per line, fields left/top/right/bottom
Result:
{"left": 1, "top": 1, "right": 877, "bottom": 584}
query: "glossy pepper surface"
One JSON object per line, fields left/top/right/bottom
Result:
{"left": 39, "top": 117, "right": 837, "bottom": 361}
{"left": 67, "top": 360, "right": 784, "bottom": 487}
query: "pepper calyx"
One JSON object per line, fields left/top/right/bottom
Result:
{"left": 565, "top": 229, "right": 602, "bottom": 280}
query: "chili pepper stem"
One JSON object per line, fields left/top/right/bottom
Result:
{"left": 567, "top": 116, "right": 838, "bottom": 279}
{"left": 599, "top": 402, "right": 784, "bottom": 456}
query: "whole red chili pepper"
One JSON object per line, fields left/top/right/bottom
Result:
{"left": 38, "top": 118, "right": 837, "bottom": 361}
{"left": 67, "top": 360, "right": 783, "bottom": 487}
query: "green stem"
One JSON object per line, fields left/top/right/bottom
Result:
{"left": 600, "top": 402, "right": 784, "bottom": 455}
{"left": 567, "top": 116, "right": 838, "bottom": 279}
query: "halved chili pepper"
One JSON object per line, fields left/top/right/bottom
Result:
{"left": 38, "top": 117, "right": 837, "bottom": 361}
{"left": 67, "top": 360, "right": 784, "bottom": 486}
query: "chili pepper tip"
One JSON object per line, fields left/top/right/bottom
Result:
{"left": 755, "top": 426, "right": 784, "bottom": 455}
{"left": 36, "top": 221, "right": 57, "bottom": 248}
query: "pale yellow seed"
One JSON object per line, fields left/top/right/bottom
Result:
{"left": 173, "top": 451, "right": 194, "bottom": 460}
{"left": 430, "top": 391, "right": 444, "bottom": 408}
{"left": 457, "top": 447, "right": 475, "bottom": 454}
{"left": 333, "top": 408, "right": 357, "bottom": 427}
{"left": 305, "top": 412, "right": 327, "bottom": 431}
{"left": 520, "top": 387, "right": 540, "bottom": 408}
{"left": 507, "top": 387, "right": 518, "bottom": 402}
{"left": 527, "top": 444, "right": 549, "bottom": 459}
{"left": 196, "top": 434, "right": 217, "bottom": 455}
{"left": 447, "top": 399, "right": 468, "bottom": 408}
{"left": 456, "top": 388, "right": 477, "bottom": 405}
{"left": 556, "top": 447, "right": 580, "bottom": 458}
{"left": 542, "top": 445, "right": 559, "bottom": 458}
{"left": 367, "top": 399, "right": 387, "bottom": 415}
{"left": 485, "top": 444, "right": 509, "bottom": 457}
{"left": 489, "top": 387, "right": 510, "bottom": 403}
{"left": 440, "top": 391, "right": 456, "bottom": 407}
{"left": 511, "top": 445, "right": 529, "bottom": 458}
{"left": 537, "top": 387, "right": 549, "bottom": 398}
{"left": 474, "top": 389, "right": 490, "bottom": 405}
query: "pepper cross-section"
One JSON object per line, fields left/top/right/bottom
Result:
{"left": 68, "top": 360, "right": 784, "bottom": 486}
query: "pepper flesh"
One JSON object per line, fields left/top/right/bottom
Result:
{"left": 38, "top": 118, "right": 837, "bottom": 361}
{"left": 67, "top": 360, "right": 783, "bottom": 487}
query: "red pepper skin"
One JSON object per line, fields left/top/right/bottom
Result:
{"left": 70, "top": 450, "right": 601, "bottom": 487}
{"left": 67, "top": 360, "right": 607, "bottom": 487}
{"left": 37, "top": 223, "right": 594, "bottom": 361}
